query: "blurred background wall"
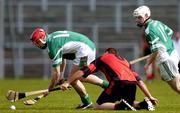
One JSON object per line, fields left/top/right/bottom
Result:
{"left": 0, "top": 0, "right": 179, "bottom": 79}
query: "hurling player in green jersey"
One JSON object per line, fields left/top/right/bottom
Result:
{"left": 133, "top": 6, "right": 180, "bottom": 94}
{"left": 30, "top": 28, "right": 109, "bottom": 109}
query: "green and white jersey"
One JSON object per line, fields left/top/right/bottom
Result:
{"left": 145, "top": 19, "right": 174, "bottom": 63}
{"left": 46, "top": 31, "right": 96, "bottom": 67}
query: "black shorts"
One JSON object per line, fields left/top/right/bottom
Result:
{"left": 96, "top": 80, "right": 136, "bottom": 105}
{"left": 63, "top": 53, "right": 75, "bottom": 60}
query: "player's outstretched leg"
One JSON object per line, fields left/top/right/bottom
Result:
{"left": 72, "top": 80, "right": 93, "bottom": 109}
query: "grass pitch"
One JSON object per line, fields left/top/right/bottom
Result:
{"left": 0, "top": 79, "right": 180, "bottom": 113}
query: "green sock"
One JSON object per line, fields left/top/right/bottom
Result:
{"left": 81, "top": 94, "right": 92, "bottom": 105}
{"left": 102, "top": 80, "right": 109, "bottom": 88}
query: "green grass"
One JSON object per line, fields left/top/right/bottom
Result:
{"left": 0, "top": 79, "right": 180, "bottom": 113}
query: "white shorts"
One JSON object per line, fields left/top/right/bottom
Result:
{"left": 159, "top": 50, "right": 180, "bottom": 81}
{"left": 73, "top": 48, "right": 96, "bottom": 66}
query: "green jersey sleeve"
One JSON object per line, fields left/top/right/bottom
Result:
{"left": 146, "top": 29, "right": 159, "bottom": 52}
{"left": 48, "top": 47, "right": 63, "bottom": 67}
{"left": 145, "top": 20, "right": 174, "bottom": 55}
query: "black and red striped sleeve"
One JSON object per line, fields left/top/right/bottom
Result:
{"left": 81, "top": 57, "right": 102, "bottom": 78}
{"left": 132, "top": 71, "right": 141, "bottom": 81}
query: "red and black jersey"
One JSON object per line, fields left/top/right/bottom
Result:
{"left": 81, "top": 53, "right": 141, "bottom": 82}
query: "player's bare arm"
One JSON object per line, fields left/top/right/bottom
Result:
{"left": 144, "top": 52, "right": 158, "bottom": 69}
{"left": 60, "top": 59, "right": 66, "bottom": 78}
{"left": 49, "top": 65, "right": 61, "bottom": 90}
{"left": 136, "top": 80, "right": 158, "bottom": 105}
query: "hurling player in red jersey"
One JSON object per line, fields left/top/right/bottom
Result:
{"left": 61, "top": 48, "right": 158, "bottom": 111}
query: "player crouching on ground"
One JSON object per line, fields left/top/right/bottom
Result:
{"left": 60, "top": 48, "right": 158, "bottom": 111}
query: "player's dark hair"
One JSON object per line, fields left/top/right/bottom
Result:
{"left": 105, "top": 48, "right": 119, "bottom": 56}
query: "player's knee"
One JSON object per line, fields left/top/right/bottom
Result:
{"left": 169, "top": 77, "right": 180, "bottom": 94}
{"left": 175, "top": 82, "right": 180, "bottom": 93}
{"left": 93, "top": 104, "right": 101, "bottom": 109}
